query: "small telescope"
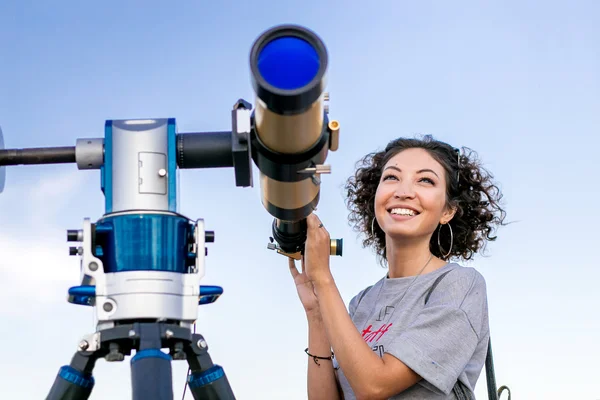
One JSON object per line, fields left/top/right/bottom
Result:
{"left": 249, "top": 24, "right": 342, "bottom": 259}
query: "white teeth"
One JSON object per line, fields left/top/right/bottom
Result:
{"left": 390, "top": 208, "right": 417, "bottom": 216}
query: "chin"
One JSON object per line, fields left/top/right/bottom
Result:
{"left": 383, "top": 223, "right": 436, "bottom": 242}
{"left": 386, "top": 231, "right": 422, "bottom": 242}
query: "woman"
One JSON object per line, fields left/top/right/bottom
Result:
{"left": 289, "top": 135, "right": 506, "bottom": 399}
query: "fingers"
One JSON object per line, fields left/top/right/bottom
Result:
{"left": 306, "top": 213, "right": 322, "bottom": 229}
{"left": 307, "top": 213, "right": 330, "bottom": 236}
{"left": 288, "top": 257, "right": 300, "bottom": 279}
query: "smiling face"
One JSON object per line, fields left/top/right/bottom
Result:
{"left": 374, "top": 148, "right": 456, "bottom": 242}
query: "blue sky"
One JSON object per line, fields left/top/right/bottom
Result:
{"left": 0, "top": 1, "right": 598, "bottom": 399}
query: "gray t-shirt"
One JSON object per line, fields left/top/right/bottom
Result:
{"left": 333, "top": 262, "right": 490, "bottom": 399}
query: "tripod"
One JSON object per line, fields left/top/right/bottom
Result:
{"left": 45, "top": 210, "right": 236, "bottom": 400}
{"left": 47, "top": 321, "right": 234, "bottom": 400}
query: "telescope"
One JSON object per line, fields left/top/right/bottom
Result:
{"left": 0, "top": 24, "right": 342, "bottom": 400}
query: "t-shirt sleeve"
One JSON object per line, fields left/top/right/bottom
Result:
{"left": 348, "top": 285, "right": 374, "bottom": 319}
{"left": 348, "top": 294, "right": 359, "bottom": 318}
{"left": 384, "top": 268, "right": 488, "bottom": 395}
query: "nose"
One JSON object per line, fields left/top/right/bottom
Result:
{"left": 394, "top": 181, "right": 416, "bottom": 199}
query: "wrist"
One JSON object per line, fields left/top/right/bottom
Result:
{"left": 312, "top": 275, "right": 336, "bottom": 292}
{"left": 306, "top": 309, "right": 323, "bottom": 323}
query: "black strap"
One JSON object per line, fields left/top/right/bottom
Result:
{"left": 424, "top": 270, "right": 452, "bottom": 305}
{"left": 356, "top": 284, "right": 372, "bottom": 306}
{"left": 425, "top": 270, "right": 505, "bottom": 400}
{"left": 424, "top": 270, "right": 476, "bottom": 400}
{"left": 357, "top": 268, "right": 453, "bottom": 309}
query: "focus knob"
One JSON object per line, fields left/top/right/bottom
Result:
{"left": 67, "top": 230, "right": 82, "bottom": 242}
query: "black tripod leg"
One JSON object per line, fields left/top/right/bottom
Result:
{"left": 46, "top": 350, "right": 98, "bottom": 400}
{"left": 185, "top": 334, "right": 236, "bottom": 400}
{"left": 130, "top": 323, "right": 174, "bottom": 400}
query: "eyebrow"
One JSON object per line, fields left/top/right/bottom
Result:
{"left": 383, "top": 166, "right": 439, "bottom": 178}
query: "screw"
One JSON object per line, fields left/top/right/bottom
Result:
{"left": 158, "top": 168, "right": 167, "bottom": 177}
{"left": 165, "top": 329, "right": 174, "bottom": 339}
{"left": 173, "top": 342, "right": 186, "bottom": 360}
{"left": 89, "top": 262, "right": 98, "bottom": 271}
{"left": 78, "top": 340, "right": 89, "bottom": 351}
{"left": 197, "top": 339, "right": 207, "bottom": 349}
{"left": 128, "top": 330, "right": 136, "bottom": 337}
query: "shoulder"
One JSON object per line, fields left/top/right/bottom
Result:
{"left": 348, "top": 278, "right": 383, "bottom": 317}
{"left": 425, "top": 263, "right": 490, "bottom": 336}
{"left": 427, "top": 263, "right": 488, "bottom": 308}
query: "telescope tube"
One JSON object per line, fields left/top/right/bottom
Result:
{"left": 249, "top": 25, "right": 341, "bottom": 256}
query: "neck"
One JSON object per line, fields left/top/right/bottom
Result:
{"left": 385, "top": 236, "right": 443, "bottom": 278}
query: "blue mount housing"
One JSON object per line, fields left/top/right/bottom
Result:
{"left": 68, "top": 118, "right": 222, "bottom": 309}
{"left": 95, "top": 213, "right": 194, "bottom": 273}
{"left": 68, "top": 285, "right": 224, "bottom": 308}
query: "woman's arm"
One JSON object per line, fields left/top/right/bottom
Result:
{"left": 314, "top": 279, "right": 421, "bottom": 400}
{"left": 288, "top": 258, "right": 341, "bottom": 399}
{"left": 304, "top": 214, "right": 422, "bottom": 400}
{"left": 306, "top": 311, "right": 341, "bottom": 400}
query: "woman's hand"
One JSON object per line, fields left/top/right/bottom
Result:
{"left": 288, "top": 213, "right": 335, "bottom": 315}
{"left": 303, "top": 213, "right": 334, "bottom": 286}
{"left": 288, "top": 257, "right": 320, "bottom": 315}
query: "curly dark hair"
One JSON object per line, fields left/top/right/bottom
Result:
{"left": 344, "top": 134, "right": 507, "bottom": 263}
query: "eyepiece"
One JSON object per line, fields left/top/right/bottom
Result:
{"left": 330, "top": 239, "right": 343, "bottom": 257}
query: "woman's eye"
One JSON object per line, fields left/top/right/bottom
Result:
{"left": 420, "top": 177, "right": 435, "bottom": 184}
{"left": 382, "top": 174, "right": 397, "bottom": 181}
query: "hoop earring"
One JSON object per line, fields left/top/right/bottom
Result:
{"left": 371, "top": 217, "right": 387, "bottom": 265}
{"left": 437, "top": 223, "right": 453, "bottom": 259}
{"left": 371, "top": 217, "right": 376, "bottom": 238}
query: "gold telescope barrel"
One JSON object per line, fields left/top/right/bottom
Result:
{"left": 248, "top": 24, "right": 342, "bottom": 258}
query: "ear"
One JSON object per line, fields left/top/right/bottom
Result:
{"left": 440, "top": 205, "right": 457, "bottom": 225}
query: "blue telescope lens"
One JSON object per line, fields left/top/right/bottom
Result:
{"left": 257, "top": 36, "right": 320, "bottom": 90}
